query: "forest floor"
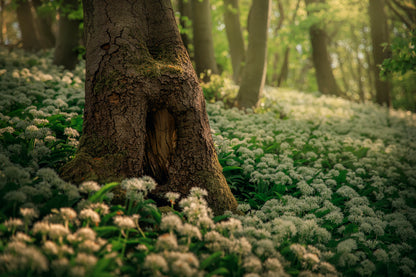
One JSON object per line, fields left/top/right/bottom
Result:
{"left": 0, "top": 48, "right": 415, "bottom": 276}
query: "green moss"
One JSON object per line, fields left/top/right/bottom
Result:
{"left": 60, "top": 135, "right": 127, "bottom": 185}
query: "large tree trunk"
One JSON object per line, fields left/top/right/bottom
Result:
{"left": 178, "top": 0, "right": 192, "bottom": 57}
{"left": 305, "top": 0, "right": 343, "bottom": 96}
{"left": 61, "top": 0, "right": 237, "bottom": 215}
{"left": 53, "top": 0, "right": 81, "bottom": 70}
{"left": 235, "top": 0, "right": 271, "bottom": 108}
{"left": 191, "top": 0, "right": 218, "bottom": 82}
{"left": 32, "top": 0, "right": 55, "bottom": 49}
{"left": 16, "top": 0, "right": 41, "bottom": 50}
{"left": 223, "top": 0, "right": 245, "bottom": 84}
{"left": 369, "top": 0, "right": 391, "bottom": 107}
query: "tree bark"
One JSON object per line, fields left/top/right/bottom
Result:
{"left": 32, "top": 0, "right": 56, "bottom": 49}
{"left": 236, "top": 0, "right": 271, "bottom": 108}
{"left": 305, "top": 0, "right": 343, "bottom": 96}
{"left": 369, "top": 0, "right": 391, "bottom": 107}
{"left": 223, "top": 0, "right": 245, "bottom": 84}
{"left": 53, "top": 0, "right": 81, "bottom": 70}
{"left": 16, "top": 0, "right": 41, "bottom": 50}
{"left": 60, "top": 0, "right": 237, "bottom": 215}
{"left": 191, "top": 0, "right": 218, "bottom": 82}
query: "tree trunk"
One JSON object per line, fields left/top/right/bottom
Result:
{"left": 60, "top": 0, "right": 237, "bottom": 215}
{"left": 277, "top": 47, "right": 290, "bottom": 87}
{"left": 178, "top": 0, "right": 192, "bottom": 57}
{"left": 53, "top": 0, "right": 81, "bottom": 70}
{"left": 305, "top": 0, "right": 343, "bottom": 96}
{"left": 0, "top": 0, "right": 4, "bottom": 44}
{"left": 32, "top": 0, "right": 55, "bottom": 49}
{"left": 369, "top": 0, "right": 391, "bottom": 107}
{"left": 236, "top": 0, "right": 271, "bottom": 108}
{"left": 191, "top": 0, "right": 218, "bottom": 82}
{"left": 223, "top": 0, "right": 245, "bottom": 84}
{"left": 16, "top": 0, "right": 41, "bottom": 50}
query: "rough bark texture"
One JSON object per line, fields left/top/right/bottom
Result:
{"left": 223, "top": 0, "right": 245, "bottom": 84}
{"left": 236, "top": 0, "right": 271, "bottom": 108}
{"left": 191, "top": 0, "right": 218, "bottom": 81}
{"left": 305, "top": 0, "right": 343, "bottom": 96}
{"left": 61, "top": 0, "right": 237, "bottom": 215}
{"left": 16, "top": 0, "right": 41, "bottom": 50}
{"left": 53, "top": 0, "right": 81, "bottom": 70}
{"left": 32, "top": 0, "right": 56, "bottom": 49}
{"left": 369, "top": 0, "right": 391, "bottom": 107}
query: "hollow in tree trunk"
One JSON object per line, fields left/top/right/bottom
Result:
{"left": 60, "top": 0, "right": 237, "bottom": 215}
{"left": 235, "top": 0, "right": 271, "bottom": 108}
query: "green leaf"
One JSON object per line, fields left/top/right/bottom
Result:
{"left": 200, "top": 251, "right": 223, "bottom": 270}
{"left": 89, "top": 182, "right": 119, "bottom": 203}
{"left": 206, "top": 267, "right": 229, "bottom": 277}
{"left": 222, "top": 166, "right": 242, "bottom": 172}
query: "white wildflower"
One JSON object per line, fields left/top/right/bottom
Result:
{"left": 113, "top": 215, "right": 135, "bottom": 230}
{"left": 79, "top": 181, "right": 101, "bottom": 193}
{"left": 144, "top": 254, "right": 168, "bottom": 272}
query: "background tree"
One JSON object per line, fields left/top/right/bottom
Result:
{"left": 191, "top": 0, "right": 219, "bottom": 81}
{"left": 236, "top": 0, "right": 271, "bottom": 108}
{"left": 369, "top": 0, "right": 391, "bottom": 106}
{"left": 177, "top": 0, "right": 192, "bottom": 56}
{"left": 223, "top": 0, "right": 245, "bottom": 84}
{"left": 32, "top": 0, "right": 55, "bottom": 49}
{"left": 305, "top": 0, "right": 343, "bottom": 96}
{"left": 15, "top": 0, "right": 41, "bottom": 50}
{"left": 53, "top": 0, "right": 81, "bottom": 70}
{"left": 61, "top": 0, "right": 238, "bottom": 215}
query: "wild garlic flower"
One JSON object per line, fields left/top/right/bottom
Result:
{"left": 64, "top": 127, "right": 79, "bottom": 138}
{"left": 11, "top": 232, "right": 32, "bottom": 243}
{"left": 75, "top": 252, "right": 98, "bottom": 269}
{"left": 79, "top": 240, "right": 101, "bottom": 253}
{"left": 189, "top": 187, "right": 208, "bottom": 198}
{"left": 165, "top": 192, "right": 180, "bottom": 205}
{"left": 43, "top": 240, "right": 59, "bottom": 255}
{"left": 243, "top": 256, "right": 262, "bottom": 272}
{"left": 79, "top": 181, "right": 101, "bottom": 194}
{"left": 160, "top": 214, "right": 183, "bottom": 233}
{"left": 179, "top": 223, "right": 202, "bottom": 241}
{"left": 48, "top": 224, "right": 70, "bottom": 241}
{"left": 121, "top": 178, "right": 145, "bottom": 192}
{"left": 113, "top": 215, "right": 135, "bottom": 230}
{"left": 79, "top": 208, "right": 100, "bottom": 226}
{"left": 88, "top": 203, "right": 110, "bottom": 215}
{"left": 156, "top": 233, "right": 178, "bottom": 250}
{"left": 144, "top": 254, "right": 169, "bottom": 272}
{"left": 74, "top": 227, "right": 96, "bottom": 241}
{"left": 0, "top": 126, "right": 15, "bottom": 135}
{"left": 4, "top": 218, "right": 24, "bottom": 230}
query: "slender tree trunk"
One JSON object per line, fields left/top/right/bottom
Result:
{"left": 305, "top": 0, "right": 343, "bottom": 96}
{"left": 61, "top": 0, "right": 237, "bottom": 215}
{"left": 365, "top": 45, "right": 376, "bottom": 100}
{"left": 369, "top": 0, "right": 391, "bottom": 106}
{"left": 236, "top": 0, "right": 271, "bottom": 108}
{"left": 336, "top": 52, "right": 350, "bottom": 93}
{"left": 32, "top": 0, "right": 55, "bottom": 49}
{"left": 0, "top": 0, "right": 4, "bottom": 44}
{"left": 16, "top": 0, "right": 41, "bottom": 50}
{"left": 178, "top": 0, "right": 192, "bottom": 56}
{"left": 223, "top": 0, "right": 245, "bottom": 84}
{"left": 277, "top": 47, "right": 290, "bottom": 87}
{"left": 53, "top": 0, "right": 81, "bottom": 70}
{"left": 191, "top": 0, "right": 218, "bottom": 82}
